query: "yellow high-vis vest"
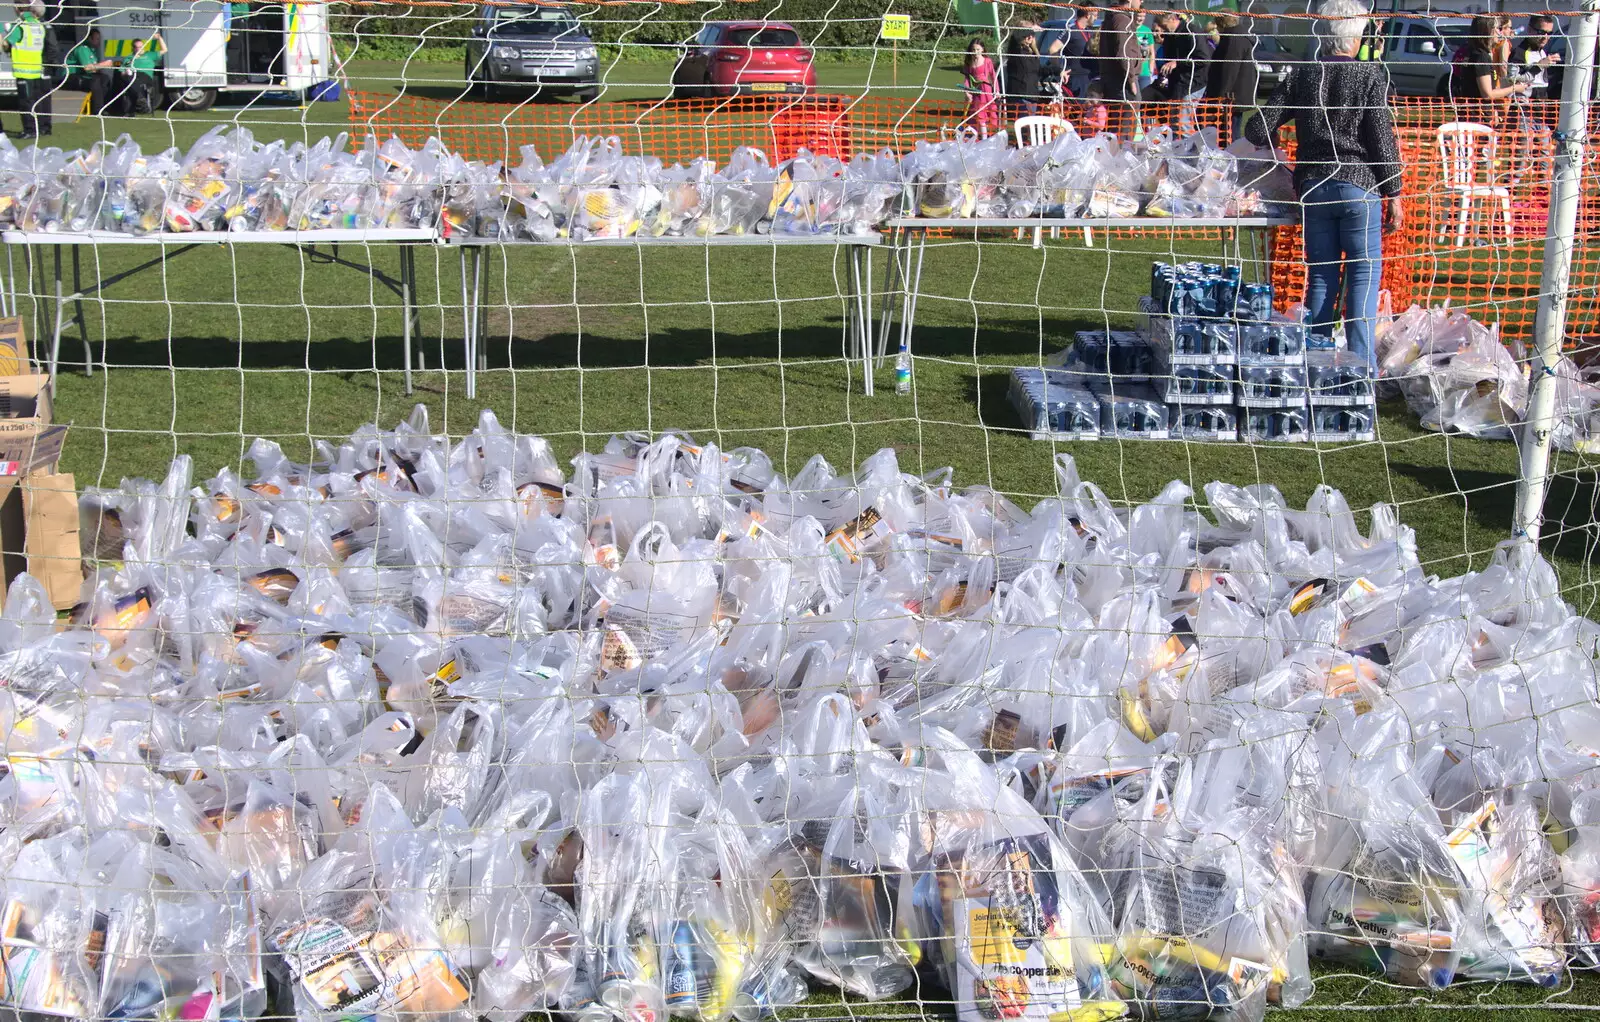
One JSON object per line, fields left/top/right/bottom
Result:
{"left": 10, "top": 19, "right": 45, "bottom": 80}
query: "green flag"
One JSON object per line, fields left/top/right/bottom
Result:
{"left": 951, "top": 0, "right": 1000, "bottom": 42}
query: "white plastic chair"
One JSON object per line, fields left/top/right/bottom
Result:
{"left": 1437, "top": 122, "right": 1513, "bottom": 248}
{"left": 1013, "top": 115, "right": 1073, "bottom": 247}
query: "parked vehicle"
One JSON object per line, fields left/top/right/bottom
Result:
{"left": 1243, "top": 13, "right": 1474, "bottom": 98}
{"left": 1381, "top": 15, "right": 1474, "bottom": 96}
{"left": 1252, "top": 35, "right": 1315, "bottom": 93}
{"left": 671, "top": 22, "right": 816, "bottom": 98}
{"left": 0, "top": 0, "right": 335, "bottom": 111}
{"left": 465, "top": 5, "right": 598, "bottom": 101}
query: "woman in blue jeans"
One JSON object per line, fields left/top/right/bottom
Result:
{"left": 1246, "top": 0, "right": 1403, "bottom": 366}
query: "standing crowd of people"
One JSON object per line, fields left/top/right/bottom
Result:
{"left": 0, "top": 3, "right": 165, "bottom": 138}
{"left": 958, "top": 0, "right": 1578, "bottom": 372}
{"left": 1446, "top": 12, "right": 1564, "bottom": 102}
{"left": 960, "top": 1, "right": 1575, "bottom": 138}
{"left": 963, "top": 0, "right": 1264, "bottom": 137}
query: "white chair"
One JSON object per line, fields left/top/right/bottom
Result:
{"left": 1013, "top": 115, "right": 1073, "bottom": 247}
{"left": 1437, "top": 121, "right": 1513, "bottom": 249}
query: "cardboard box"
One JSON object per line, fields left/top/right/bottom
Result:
{"left": 0, "top": 318, "right": 29, "bottom": 376}
{"left": 0, "top": 373, "right": 77, "bottom": 609}
{"left": 0, "top": 376, "right": 66, "bottom": 502}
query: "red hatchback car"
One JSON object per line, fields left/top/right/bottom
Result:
{"left": 671, "top": 22, "right": 817, "bottom": 98}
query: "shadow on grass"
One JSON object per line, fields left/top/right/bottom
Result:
{"left": 79, "top": 316, "right": 1119, "bottom": 373}
{"left": 970, "top": 365, "right": 1026, "bottom": 434}
{"left": 1382, "top": 458, "right": 1599, "bottom": 571}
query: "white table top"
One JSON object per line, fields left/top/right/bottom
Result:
{"left": 1, "top": 228, "right": 439, "bottom": 245}
{"left": 442, "top": 231, "right": 883, "bottom": 247}
{"left": 887, "top": 216, "right": 1295, "bottom": 230}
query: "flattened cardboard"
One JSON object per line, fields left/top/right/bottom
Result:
{"left": 0, "top": 375, "right": 63, "bottom": 504}
{"left": 24, "top": 473, "right": 81, "bottom": 610}
{"left": 0, "top": 318, "right": 28, "bottom": 377}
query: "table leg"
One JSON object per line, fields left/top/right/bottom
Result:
{"left": 878, "top": 230, "right": 906, "bottom": 364}
{"left": 3, "top": 246, "right": 14, "bottom": 318}
{"left": 475, "top": 248, "right": 487, "bottom": 374}
{"left": 895, "top": 230, "right": 928, "bottom": 385}
{"left": 49, "top": 245, "right": 63, "bottom": 389}
{"left": 464, "top": 246, "right": 485, "bottom": 400}
{"left": 460, "top": 248, "right": 474, "bottom": 400}
{"left": 72, "top": 246, "right": 90, "bottom": 377}
{"left": 401, "top": 245, "right": 414, "bottom": 396}
{"left": 863, "top": 244, "right": 874, "bottom": 366}
{"left": 851, "top": 245, "right": 872, "bottom": 397}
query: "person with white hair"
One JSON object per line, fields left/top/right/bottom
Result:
{"left": 1246, "top": 0, "right": 1402, "bottom": 367}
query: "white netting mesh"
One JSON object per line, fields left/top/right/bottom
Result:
{"left": 0, "top": 2, "right": 1598, "bottom": 1020}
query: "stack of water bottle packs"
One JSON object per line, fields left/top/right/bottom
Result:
{"left": 1010, "top": 262, "right": 1378, "bottom": 442}
{"left": 2, "top": 415, "right": 1598, "bottom": 1022}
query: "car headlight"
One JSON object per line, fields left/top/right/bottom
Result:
{"left": 577, "top": 45, "right": 598, "bottom": 60}
{"left": 492, "top": 45, "right": 519, "bottom": 59}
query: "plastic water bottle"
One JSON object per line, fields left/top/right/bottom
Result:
{"left": 895, "top": 352, "right": 911, "bottom": 394}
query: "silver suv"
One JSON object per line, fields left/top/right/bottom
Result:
{"left": 1380, "top": 15, "right": 1475, "bottom": 96}
{"left": 465, "top": 6, "right": 599, "bottom": 101}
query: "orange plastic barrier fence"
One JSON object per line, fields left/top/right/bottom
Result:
{"left": 348, "top": 90, "right": 1233, "bottom": 167}
{"left": 1271, "top": 98, "right": 1600, "bottom": 345}
{"left": 351, "top": 90, "right": 1592, "bottom": 343}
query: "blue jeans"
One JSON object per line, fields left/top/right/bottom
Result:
{"left": 1301, "top": 178, "right": 1383, "bottom": 364}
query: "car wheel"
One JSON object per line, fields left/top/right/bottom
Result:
{"left": 575, "top": 85, "right": 598, "bottom": 102}
{"left": 171, "top": 86, "right": 216, "bottom": 112}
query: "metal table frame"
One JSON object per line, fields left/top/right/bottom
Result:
{"left": 877, "top": 216, "right": 1296, "bottom": 389}
{"left": 1, "top": 229, "right": 435, "bottom": 394}
{"left": 446, "top": 232, "right": 883, "bottom": 399}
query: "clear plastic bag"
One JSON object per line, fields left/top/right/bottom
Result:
{"left": 266, "top": 785, "right": 474, "bottom": 1022}
{"left": 164, "top": 125, "right": 238, "bottom": 232}
{"left": 1307, "top": 727, "right": 1467, "bottom": 988}
{"left": 909, "top": 730, "right": 1122, "bottom": 1022}
{"left": 1102, "top": 744, "right": 1308, "bottom": 1021}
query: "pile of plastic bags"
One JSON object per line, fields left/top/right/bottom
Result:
{"left": 6, "top": 412, "right": 1597, "bottom": 1022}
{"left": 902, "top": 127, "right": 1293, "bottom": 220}
{"left": 0, "top": 127, "right": 897, "bottom": 240}
{"left": 0, "top": 123, "right": 1287, "bottom": 240}
{"left": 1377, "top": 302, "right": 1600, "bottom": 447}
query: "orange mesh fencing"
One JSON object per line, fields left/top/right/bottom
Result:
{"left": 352, "top": 90, "right": 919, "bottom": 166}
{"left": 1270, "top": 97, "right": 1600, "bottom": 345}
{"left": 349, "top": 90, "right": 1234, "bottom": 166}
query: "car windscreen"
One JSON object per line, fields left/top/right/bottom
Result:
{"left": 492, "top": 9, "right": 581, "bottom": 36}
{"left": 723, "top": 27, "right": 801, "bottom": 47}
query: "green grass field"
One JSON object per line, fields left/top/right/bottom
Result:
{"left": 12, "top": 61, "right": 1600, "bottom": 1018}
{"left": 37, "top": 228, "right": 1598, "bottom": 611}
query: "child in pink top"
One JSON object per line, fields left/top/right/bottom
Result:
{"left": 1083, "top": 82, "right": 1109, "bottom": 135}
{"left": 962, "top": 39, "right": 998, "bottom": 136}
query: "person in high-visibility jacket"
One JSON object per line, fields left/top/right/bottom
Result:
{"left": 1356, "top": 18, "right": 1386, "bottom": 62}
{"left": 2, "top": 3, "right": 50, "bottom": 137}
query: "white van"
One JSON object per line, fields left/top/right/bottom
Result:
{"left": 0, "top": 0, "right": 334, "bottom": 111}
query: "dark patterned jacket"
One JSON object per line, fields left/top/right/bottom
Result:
{"left": 1246, "top": 57, "right": 1403, "bottom": 198}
